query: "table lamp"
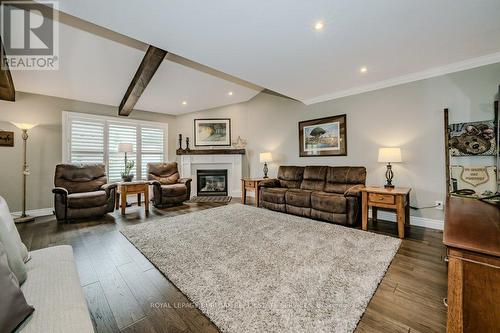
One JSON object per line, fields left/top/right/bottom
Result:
{"left": 378, "top": 147, "right": 402, "bottom": 188}
{"left": 11, "top": 123, "right": 38, "bottom": 223}
{"left": 259, "top": 152, "right": 273, "bottom": 178}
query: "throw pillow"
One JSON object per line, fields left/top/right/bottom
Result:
{"left": 0, "top": 241, "right": 34, "bottom": 333}
{"left": 0, "top": 196, "right": 30, "bottom": 262}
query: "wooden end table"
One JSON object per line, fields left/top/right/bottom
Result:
{"left": 361, "top": 186, "right": 411, "bottom": 238}
{"left": 241, "top": 178, "right": 265, "bottom": 206}
{"left": 115, "top": 181, "right": 150, "bottom": 215}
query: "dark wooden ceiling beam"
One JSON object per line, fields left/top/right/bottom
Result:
{"left": 0, "top": 37, "right": 15, "bottom": 102}
{"left": 119, "top": 45, "right": 167, "bottom": 116}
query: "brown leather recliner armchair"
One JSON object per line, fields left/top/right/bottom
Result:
{"left": 259, "top": 165, "right": 366, "bottom": 226}
{"left": 52, "top": 164, "right": 117, "bottom": 223}
{"left": 147, "top": 162, "right": 192, "bottom": 208}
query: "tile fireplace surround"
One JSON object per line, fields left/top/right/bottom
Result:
{"left": 179, "top": 151, "right": 244, "bottom": 197}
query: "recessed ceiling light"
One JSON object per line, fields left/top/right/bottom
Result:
{"left": 360, "top": 66, "right": 368, "bottom": 73}
{"left": 314, "top": 21, "right": 324, "bottom": 31}
{"left": 228, "top": 91, "right": 233, "bottom": 96}
{"left": 182, "top": 101, "right": 187, "bottom": 105}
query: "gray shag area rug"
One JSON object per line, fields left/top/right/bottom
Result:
{"left": 121, "top": 204, "right": 401, "bottom": 333}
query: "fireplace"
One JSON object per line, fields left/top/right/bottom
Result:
{"left": 197, "top": 169, "right": 228, "bottom": 196}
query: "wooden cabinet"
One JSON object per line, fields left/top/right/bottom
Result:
{"left": 443, "top": 197, "right": 500, "bottom": 333}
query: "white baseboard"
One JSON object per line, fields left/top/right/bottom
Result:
{"left": 369, "top": 209, "right": 443, "bottom": 230}
{"left": 11, "top": 208, "right": 54, "bottom": 218}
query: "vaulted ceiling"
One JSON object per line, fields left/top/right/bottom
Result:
{"left": 10, "top": 14, "right": 261, "bottom": 115}
{"left": 13, "top": 1, "right": 500, "bottom": 114}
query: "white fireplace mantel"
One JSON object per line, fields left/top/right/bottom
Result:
{"left": 179, "top": 154, "right": 243, "bottom": 197}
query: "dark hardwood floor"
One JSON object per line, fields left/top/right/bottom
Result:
{"left": 16, "top": 199, "right": 447, "bottom": 333}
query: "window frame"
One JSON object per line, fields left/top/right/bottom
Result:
{"left": 62, "top": 111, "right": 168, "bottom": 181}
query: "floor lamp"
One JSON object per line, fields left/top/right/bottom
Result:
{"left": 12, "top": 123, "right": 37, "bottom": 223}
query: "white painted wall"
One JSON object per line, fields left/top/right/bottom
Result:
{"left": 175, "top": 63, "right": 500, "bottom": 223}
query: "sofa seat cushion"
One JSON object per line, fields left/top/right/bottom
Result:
{"left": 285, "top": 189, "right": 312, "bottom": 207}
{"left": 161, "top": 183, "right": 187, "bottom": 197}
{"left": 67, "top": 190, "right": 107, "bottom": 208}
{"left": 261, "top": 187, "right": 288, "bottom": 204}
{"left": 19, "top": 245, "right": 94, "bottom": 333}
{"left": 311, "top": 191, "right": 346, "bottom": 214}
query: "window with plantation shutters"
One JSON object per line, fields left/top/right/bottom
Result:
{"left": 69, "top": 118, "right": 105, "bottom": 163}
{"left": 141, "top": 126, "right": 164, "bottom": 179}
{"left": 63, "top": 112, "right": 167, "bottom": 181}
{"left": 108, "top": 122, "right": 137, "bottom": 181}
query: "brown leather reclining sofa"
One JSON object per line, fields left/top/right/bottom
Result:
{"left": 259, "top": 166, "right": 366, "bottom": 226}
{"left": 52, "top": 163, "right": 117, "bottom": 223}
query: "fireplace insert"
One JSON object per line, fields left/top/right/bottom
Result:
{"left": 197, "top": 169, "right": 228, "bottom": 196}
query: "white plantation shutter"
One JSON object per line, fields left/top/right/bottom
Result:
{"left": 64, "top": 112, "right": 167, "bottom": 181}
{"left": 69, "top": 118, "right": 104, "bottom": 163}
{"left": 108, "top": 123, "right": 137, "bottom": 181}
{"left": 141, "top": 126, "right": 164, "bottom": 179}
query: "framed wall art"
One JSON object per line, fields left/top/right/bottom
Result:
{"left": 0, "top": 131, "right": 14, "bottom": 147}
{"left": 449, "top": 120, "right": 496, "bottom": 156}
{"left": 194, "top": 118, "right": 231, "bottom": 147}
{"left": 299, "top": 114, "right": 347, "bottom": 157}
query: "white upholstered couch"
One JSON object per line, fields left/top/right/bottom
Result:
{"left": 16, "top": 245, "right": 94, "bottom": 332}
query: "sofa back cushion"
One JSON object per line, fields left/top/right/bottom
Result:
{"left": 324, "top": 167, "right": 367, "bottom": 194}
{"left": 54, "top": 164, "right": 107, "bottom": 194}
{"left": 300, "top": 166, "right": 328, "bottom": 191}
{"left": 277, "top": 166, "right": 304, "bottom": 188}
{"left": 147, "top": 162, "right": 180, "bottom": 185}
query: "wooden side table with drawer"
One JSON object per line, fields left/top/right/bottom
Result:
{"left": 241, "top": 178, "right": 265, "bottom": 206}
{"left": 361, "top": 186, "right": 411, "bottom": 238}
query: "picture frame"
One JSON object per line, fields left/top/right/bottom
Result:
{"left": 194, "top": 118, "right": 231, "bottom": 147}
{"left": 0, "top": 131, "right": 14, "bottom": 147}
{"left": 299, "top": 114, "right": 347, "bottom": 157}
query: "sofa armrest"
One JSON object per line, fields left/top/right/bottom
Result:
{"left": 178, "top": 178, "right": 192, "bottom": 185}
{"left": 100, "top": 183, "right": 117, "bottom": 195}
{"left": 149, "top": 180, "right": 162, "bottom": 187}
{"left": 344, "top": 185, "right": 364, "bottom": 198}
{"left": 52, "top": 187, "right": 68, "bottom": 196}
{"left": 258, "top": 178, "right": 281, "bottom": 188}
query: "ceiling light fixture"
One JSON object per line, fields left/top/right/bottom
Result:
{"left": 314, "top": 21, "right": 324, "bottom": 31}
{"left": 182, "top": 101, "right": 187, "bottom": 105}
{"left": 360, "top": 66, "right": 368, "bottom": 73}
{"left": 228, "top": 91, "right": 233, "bottom": 96}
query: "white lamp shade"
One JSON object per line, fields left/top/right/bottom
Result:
{"left": 378, "top": 148, "right": 402, "bottom": 163}
{"left": 118, "top": 143, "right": 134, "bottom": 153}
{"left": 11, "top": 122, "right": 37, "bottom": 130}
{"left": 259, "top": 152, "right": 273, "bottom": 163}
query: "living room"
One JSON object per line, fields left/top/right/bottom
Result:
{"left": 0, "top": 1, "right": 499, "bottom": 333}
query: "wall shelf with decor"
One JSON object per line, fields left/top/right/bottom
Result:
{"left": 176, "top": 149, "right": 246, "bottom": 155}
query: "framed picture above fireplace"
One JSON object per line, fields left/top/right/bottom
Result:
{"left": 194, "top": 118, "right": 231, "bottom": 147}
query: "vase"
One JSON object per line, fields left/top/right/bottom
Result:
{"left": 122, "top": 174, "right": 134, "bottom": 182}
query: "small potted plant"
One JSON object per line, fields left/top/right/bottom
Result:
{"left": 121, "top": 159, "right": 135, "bottom": 182}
